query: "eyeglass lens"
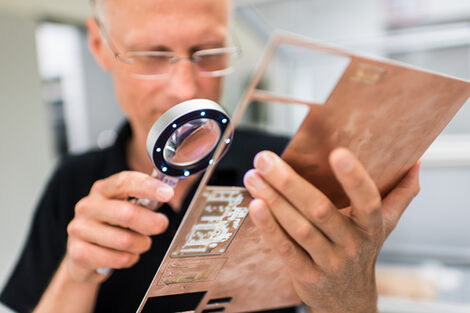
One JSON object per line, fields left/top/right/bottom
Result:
{"left": 127, "top": 50, "right": 233, "bottom": 76}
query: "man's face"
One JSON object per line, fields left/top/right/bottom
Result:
{"left": 92, "top": 0, "right": 229, "bottom": 137}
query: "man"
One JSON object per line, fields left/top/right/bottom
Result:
{"left": 0, "top": 0, "right": 420, "bottom": 312}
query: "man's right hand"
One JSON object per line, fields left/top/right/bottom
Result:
{"left": 64, "top": 171, "right": 173, "bottom": 283}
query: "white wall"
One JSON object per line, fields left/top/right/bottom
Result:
{"left": 0, "top": 0, "right": 90, "bottom": 21}
{"left": 0, "top": 9, "right": 120, "bottom": 313}
{"left": 0, "top": 12, "right": 55, "bottom": 313}
{"left": 79, "top": 29, "right": 124, "bottom": 149}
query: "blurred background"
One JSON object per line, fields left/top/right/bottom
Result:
{"left": 1, "top": 0, "right": 470, "bottom": 312}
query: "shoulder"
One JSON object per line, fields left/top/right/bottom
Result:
{"left": 53, "top": 121, "right": 130, "bottom": 186}
{"left": 48, "top": 145, "right": 125, "bottom": 204}
{"left": 57, "top": 146, "right": 119, "bottom": 180}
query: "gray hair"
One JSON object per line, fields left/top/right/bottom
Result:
{"left": 90, "top": 0, "right": 108, "bottom": 26}
{"left": 90, "top": 0, "right": 97, "bottom": 13}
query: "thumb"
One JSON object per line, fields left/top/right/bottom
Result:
{"left": 382, "top": 160, "right": 421, "bottom": 236}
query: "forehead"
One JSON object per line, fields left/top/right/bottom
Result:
{"left": 105, "top": 0, "right": 230, "bottom": 49}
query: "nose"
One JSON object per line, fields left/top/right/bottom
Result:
{"left": 166, "top": 58, "right": 198, "bottom": 103}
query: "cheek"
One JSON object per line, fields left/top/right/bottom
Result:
{"left": 198, "top": 77, "right": 223, "bottom": 102}
{"left": 112, "top": 76, "right": 139, "bottom": 116}
{"left": 112, "top": 73, "right": 163, "bottom": 116}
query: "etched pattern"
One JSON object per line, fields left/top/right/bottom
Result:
{"left": 158, "top": 258, "right": 227, "bottom": 286}
{"left": 171, "top": 189, "right": 249, "bottom": 257}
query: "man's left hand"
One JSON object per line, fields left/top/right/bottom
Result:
{"left": 243, "top": 148, "right": 420, "bottom": 313}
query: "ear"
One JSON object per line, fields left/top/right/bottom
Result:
{"left": 86, "top": 18, "right": 113, "bottom": 71}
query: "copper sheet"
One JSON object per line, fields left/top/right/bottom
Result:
{"left": 282, "top": 56, "right": 470, "bottom": 207}
{"left": 138, "top": 187, "right": 299, "bottom": 313}
{"left": 137, "top": 32, "right": 470, "bottom": 313}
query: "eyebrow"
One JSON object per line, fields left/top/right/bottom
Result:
{"left": 194, "top": 40, "right": 226, "bottom": 48}
{"left": 128, "top": 44, "right": 171, "bottom": 52}
{"left": 191, "top": 41, "right": 226, "bottom": 52}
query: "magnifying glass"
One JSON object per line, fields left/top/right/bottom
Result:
{"left": 145, "top": 98, "right": 232, "bottom": 189}
{"left": 96, "top": 99, "right": 232, "bottom": 275}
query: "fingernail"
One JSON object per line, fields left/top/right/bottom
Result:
{"left": 254, "top": 152, "right": 273, "bottom": 174}
{"left": 332, "top": 148, "right": 354, "bottom": 172}
{"left": 244, "top": 170, "right": 266, "bottom": 190}
{"left": 157, "top": 185, "right": 174, "bottom": 201}
{"left": 250, "top": 199, "right": 268, "bottom": 221}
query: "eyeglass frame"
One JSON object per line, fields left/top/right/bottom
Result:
{"left": 94, "top": 17, "right": 242, "bottom": 80}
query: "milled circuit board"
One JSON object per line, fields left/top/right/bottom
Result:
{"left": 171, "top": 188, "right": 249, "bottom": 257}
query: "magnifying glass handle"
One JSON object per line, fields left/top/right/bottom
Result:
{"left": 153, "top": 169, "right": 179, "bottom": 187}
{"left": 96, "top": 169, "right": 178, "bottom": 275}
{"left": 130, "top": 196, "right": 161, "bottom": 211}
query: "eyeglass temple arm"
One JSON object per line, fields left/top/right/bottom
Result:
{"left": 93, "top": 17, "right": 124, "bottom": 60}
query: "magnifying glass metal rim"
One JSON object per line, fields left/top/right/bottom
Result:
{"left": 146, "top": 98, "right": 232, "bottom": 178}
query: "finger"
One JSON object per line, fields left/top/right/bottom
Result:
{"left": 252, "top": 151, "right": 352, "bottom": 244}
{"left": 329, "top": 148, "right": 383, "bottom": 235}
{"left": 244, "top": 170, "right": 334, "bottom": 266}
{"left": 382, "top": 161, "right": 421, "bottom": 236}
{"left": 75, "top": 198, "right": 169, "bottom": 236}
{"left": 248, "top": 198, "right": 318, "bottom": 281}
{"left": 91, "top": 171, "right": 174, "bottom": 202}
{"left": 67, "top": 218, "right": 152, "bottom": 255}
{"left": 67, "top": 238, "right": 140, "bottom": 270}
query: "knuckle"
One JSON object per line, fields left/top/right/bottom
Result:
{"left": 116, "top": 253, "right": 138, "bottom": 268}
{"left": 116, "top": 253, "right": 132, "bottom": 268}
{"left": 69, "top": 240, "right": 88, "bottom": 264}
{"left": 263, "top": 220, "right": 278, "bottom": 234}
{"left": 142, "top": 175, "right": 154, "bottom": 186}
{"left": 277, "top": 170, "right": 292, "bottom": 191}
{"left": 344, "top": 241, "right": 360, "bottom": 258}
{"left": 90, "top": 179, "right": 104, "bottom": 194}
{"left": 115, "top": 172, "right": 131, "bottom": 191}
{"left": 363, "top": 197, "right": 382, "bottom": 215}
{"left": 117, "top": 203, "right": 135, "bottom": 228}
{"left": 295, "top": 222, "right": 313, "bottom": 241}
{"left": 311, "top": 201, "right": 331, "bottom": 222}
{"left": 67, "top": 220, "right": 80, "bottom": 237}
{"left": 343, "top": 239, "right": 375, "bottom": 264}
{"left": 265, "top": 192, "right": 281, "bottom": 208}
{"left": 277, "top": 241, "right": 295, "bottom": 257}
{"left": 299, "top": 271, "right": 319, "bottom": 286}
{"left": 414, "top": 182, "right": 421, "bottom": 197}
{"left": 328, "top": 257, "right": 345, "bottom": 274}
{"left": 75, "top": 198, "right": 89, "bottom": 216}
{"left": 117, "top": 233, "right": 134, "bottom": 250}
{"left": 384, "top": 221, "right": 396, "bottom": 237}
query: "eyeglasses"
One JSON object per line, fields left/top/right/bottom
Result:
{"left": 95, "top": 18, "right": 241, "bottom": 80}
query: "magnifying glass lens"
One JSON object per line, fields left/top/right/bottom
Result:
{"left": 163, "top": 118, "right": 221, "bottom": 168}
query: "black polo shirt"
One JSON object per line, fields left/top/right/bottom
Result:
{"left": 0, "top": 122, "right": 295, "bottom": 313}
